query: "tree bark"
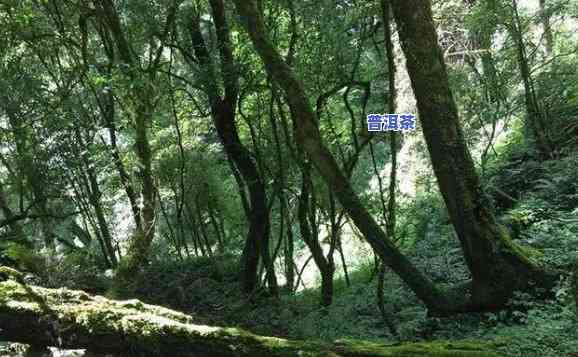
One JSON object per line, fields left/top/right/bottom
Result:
{"left": 0, "top": 273, "right": 502, "bottom": 357}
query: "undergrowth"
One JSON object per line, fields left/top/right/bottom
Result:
{"left": 34, "top": 146, "right": 578, "bottom": 357}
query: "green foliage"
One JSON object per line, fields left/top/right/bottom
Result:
{"left": 131, "top": 254, "right": 241, "bottom": 312}
{"left": 0, "top": 242, "right": 45, "bottom": 275}
{"left": 42, "top": 251, "right": 111, "bottom": 295}
{"left": 0, "top": 0, "right": 578, "bottom": 354}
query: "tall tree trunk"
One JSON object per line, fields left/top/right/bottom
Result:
{"left": 269, "top": 86, "right": 295, "bottom": 292}
{"left": 100, "top": 90, "right": 142, "bottom": 231}
{"left": 376, "top": 0, "right": 398, "bottom": 336}
{"left": 94, "top": 0, "right": 158, "bottom": 279}
{"left": 539, "top": 0, "right": 554, "bottom": 56}
{"left": 0, "top": 180, "right": 28, "bottom": 247}
{"left": 511, "top": 0, "right": 553, "bottom": 158}
{"left": 131, "top": 105, "right": 157, "bottom": 265}
{"left": 389, "top": 0, "right": 556, "bottom": 308}
{"left": 187, "top": 0, "right": 277, "bottom": 294}
{"left": 79, "top": 135, "right": 118, "bottom": 268}
{"left": 298, "top": 162, "right": 334, "bottom": 307}
{"left": 231, "top": 0, "right": 454, "bottom": 314}
{"left": 71, "top": 124, "right": 117, "bottom": 268}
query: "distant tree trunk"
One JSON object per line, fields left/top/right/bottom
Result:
{"left": 298, "top": 162, "right": 334, "bottom": 307}
{"left": 511, "top": 0, "right": 553, "bottom": 158}
{"left": 157, "top": 188, "right": 182, "bottom": 260}
{"left": 573, "top": 262, "right": 578, "bottom": 319}
{"left": 284, "top": 198, "right": 296, "bottom": 292}
{"left": 5, "top": 111, "right": 55, "bottom": 250}
{"left": 377, "top": 0, "right": 398, "bottom": 336}
{"left": 539, "top": 0, "right": 554, "bottom": 56}
{"left": 194, "top": 197, "right": 213, "bottom": 258}
{"left": 0, "top": 180, "right": 27, "bottom": 247}
{"left": 99, "top": 90, "right": 142, "bottom": 231}
{"left": 168, "top": 82, "right": 191, "bottom": 257}
{"left": 184, "top": 200, "right": 205, "bottom": 257}
{"left": 94, "top": 0, "right": 158, "bottom": 278}
{"left": 464, "top": 0, "right": 502, "bottom": 104}
{"left": 462, "top": 0, "right": 503, "bottom": 171}
{"left": 64, "top": 170, "right": 104, "bottom": 252}
{"left": 77, "top": 129, "right": 118, "bottom": 268}
{"left": 207, "top": 203, "right": 225, "bottom": 254}
{"left": 232, "top": 0, "right": 454, "bottom": 315}
{"left": 389, "top": 0, "right": 556, "bottom": 309}
{"left": 269, "top": 87, "right": 295, "bottom": 292}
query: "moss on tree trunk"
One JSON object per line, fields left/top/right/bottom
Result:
{"left": 389, "top": 0, "right": 557, "bottom": 310}
{"left": 0, "top": 271, "right": 502, "bottom": 357}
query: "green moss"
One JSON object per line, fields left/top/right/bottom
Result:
{"left": 496, "top": 228, "right": 543, "bottom": 265}
{"left": 0, "top": 280, "right": 37, "bottom": 307}
{"left": 0, "top": 266, "right": 24, "bottom": 282}
{"left": 328, "top": 340, "right": 503, "bottom": 357}
{"left": 0, "top": 280, "right": 504, "bottom": 356}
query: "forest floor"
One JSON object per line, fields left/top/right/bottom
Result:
{"left": 3, "top": 149, "right": 578, "bottom": 357}
{"left": 118, "top": 149, "right": 578, "bottom": 357}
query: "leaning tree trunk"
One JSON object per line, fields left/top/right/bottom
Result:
{"left": 0, "top": 270, "right": 502, "bottom": 357}
{"left": 389, "top": 0, "right": 556, "bottom": 309}
{"left": 75, "top": 126, "right": 118, "bottom": 269}
{"left": 231, "top": 0, "right": 455, "bottom": 315}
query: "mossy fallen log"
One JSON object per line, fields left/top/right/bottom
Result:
{"left": 0, "top": 271, "right": 502, "bottom": 357}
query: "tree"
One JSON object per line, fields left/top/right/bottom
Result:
{"left": 539, "top": 0, "right": 554, "bottom": 56}
{"left": 181, "top": 0, "right": 277, "bottom": 294}
{"left": 231, "top": 0, "right": 453, "bottom": 315}
{"left": 91, "top": 0, "right": 173, "bottom": 278}
{"left": 232, "top": 0, "right": 557, "bottom": 315}
{"left": 389, "top": 0, "right": 556, "bottom": 309}
{"left": 510, "top": 0, "right": 553, "bottom": 158}
{"left": 0, "top": 180, "right": 27, "bottom": 247}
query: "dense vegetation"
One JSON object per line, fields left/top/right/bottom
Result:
{"left": 0, "top": 0, "right": 577, "bottom": 356}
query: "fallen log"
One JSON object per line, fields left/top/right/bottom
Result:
{"left": 0, "top": 268, "right": 502, "bottom": 356}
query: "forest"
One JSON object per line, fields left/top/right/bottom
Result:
{"left": 0, "top": 0, "right": 578, "bottom": 356}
